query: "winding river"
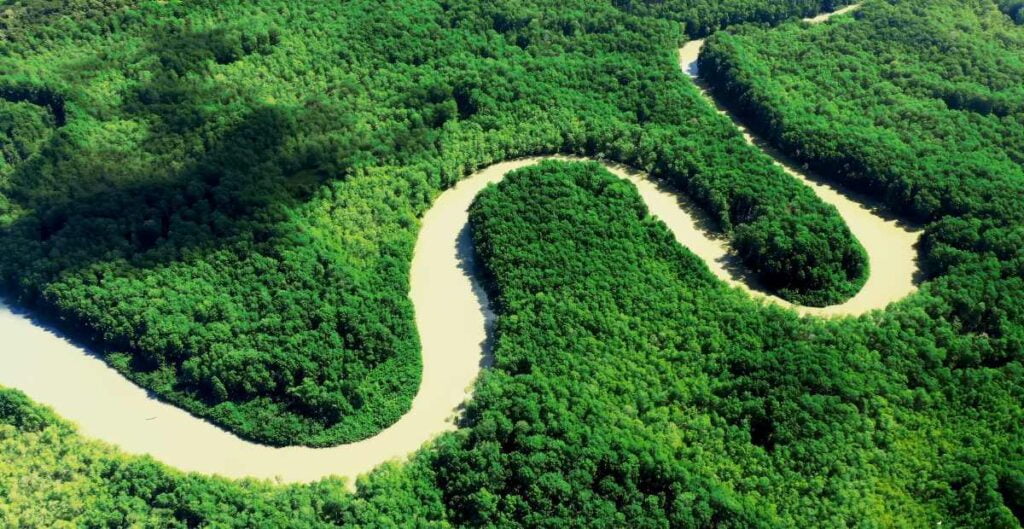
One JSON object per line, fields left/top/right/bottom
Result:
{"left": 0, "top": 4, "right": 914, "bottom": 486}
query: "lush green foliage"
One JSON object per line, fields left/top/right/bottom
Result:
{"left": 0, "top": 99, "right": 54, "bottom": 215}
{"left": 0, "top": 0, "right": 864, "bottom": 445}
{"left": 615, "top": 0, "right": 854, "bottom": 37}
{"left": 2, "top": 160, "right": 1021, "bottom": 527}
{"left": 700, "top": 0, "right": 1024, "bottom": 224}
{"left": 0, "top": 387, "right": 448, "bottom": 528}
{"left": 694, "top": 7, "right": 1024, "bottom": 524}
{"left": 4, "top": 0, "right": 1021, "bottom": 526}
{"left": 457, "top": 161, "right": 1023, "bottom": 528}
{"left": 998, "top": 0, "right": 1024, "bottom": 22}
{"left": 699, "top": 0, "right": 1024, "bottom": 329}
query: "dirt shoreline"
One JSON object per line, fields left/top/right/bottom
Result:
{"left": 0, "top": 3, "right": 913, "bottom": 485}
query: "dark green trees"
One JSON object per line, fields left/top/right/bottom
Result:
{"left": 613, "top": 0, "right": 854, "bottom": 38}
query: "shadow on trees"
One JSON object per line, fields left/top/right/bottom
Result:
{"left": 1, "top": 102, "right": 321, "bottom": 344}
{"left": 0, "top": 24, "right": 332, "bottom": 362}
{"left": 0, "top": 82, "right": 68, "bottom": 127}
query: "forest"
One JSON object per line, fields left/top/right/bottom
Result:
{"left": 698, "top": 0, "right": 1024, "bottom": 333}
{"left": 3, "top": 158, "right": 1022, "bottom": 527}
{"left": 999, "top": 0, "right": 1024, "bottom": 22}
{"left": 0, "top": 0, "right": 864, "bottom": 446}
{"left": 616, "top": 0, "right": 856, "bottom": 37}
{"left": 0, "top": 0, "right": 1022, "bottom": 527}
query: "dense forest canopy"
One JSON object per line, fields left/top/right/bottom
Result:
{"left": 699, "top": 0, "right": 1024, "bottom": 326}
{"left": 615, "top": 0, "right": 855, "bottom": 37}
{"left": 0, "top": 0, "right": 864, "bottom": 446}
{"left": 701, "top": 0, "right": 1024, "bottom": 224}
{"left": 3, "top": 159, "right": 1022, "bottom": 527}
{"left": 998, "top": 0, "right": 1024, "bottom": 22}
{"left": 0, "top": 0, "right": 1022, "bottom": 527}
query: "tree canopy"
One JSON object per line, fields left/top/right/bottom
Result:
{"left": 0, "top": 0, "right": 1021, "bottom": 527}
{"left": 0, "top": 0, "right": 864, "bottom": 445}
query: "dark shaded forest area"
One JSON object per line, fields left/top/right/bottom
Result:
{"left": 999, "top": 0, "right": 1024, "bottom": 22}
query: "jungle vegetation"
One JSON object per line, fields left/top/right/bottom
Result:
{"left": 616, "top": 0, "right": 857, "bottom": 37}
{"left": 0, "top": 0, "right": 1022, "bottom": 528}
{"left": 700, "top": 0, "right": 1024, "bottom": 226}
{"left": 2, "top": 159, "right": 1022, "bottom": 527}
{"left": 0, "top": 0, "right": 865, "bottom": 446}
{"left": 999, "top": 0, "right": 1024, "bottom": 22}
